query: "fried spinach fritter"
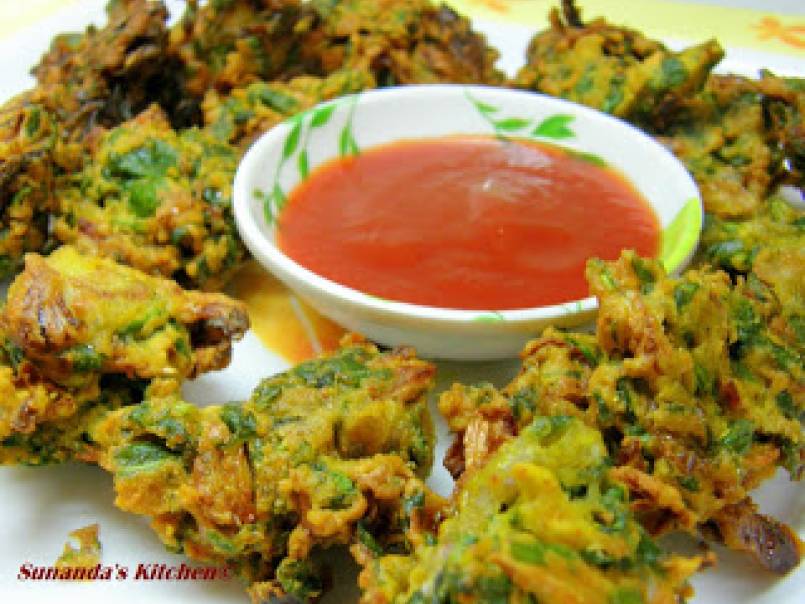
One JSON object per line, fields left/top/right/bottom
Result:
{"left": 696, "top": 196, "right": 804, "bottom": 385}
{"left": 203, "top": 68, "right": 375, "bottom": 148}
{"left": 440, "top": 251, "right": 803, "bottom": 573}
{"left": 4, "top": 246, "right": 248, "bottom": 382}
{"left": 0, "top": 0, "right": 198, "bottom": 278}
{"left": 358, "top": 415, "right": 706, "bottom": 604}
{"left": 172, "top": 0, "right": 505, "bottom": 97}
{"left": 757, "top": 72, "right": 805, "bottom": 187}
{"left": 698, "top": 194, "right": 803, "bottom": 291}
{"left": 88, "top": 338, "right": 435, "bottom": 600}
{"left": 0, "top": 96, "right": 71, "bottom": 278}
{"left": 0, "top": 246, "right": 248, "bottom": 463}
{"left": 31, "top": 0, "right": 187, "bottom": 134}
{"left": 514, "top": 1, "right": 722, "bottom": 124}
{"left": 0, "top": 371, "right": 156, "bottom": 466}
{"left": 170, "top": 0, "right": 312, "bottom": 95}
{"left": 303, "top": 0, "right": 504, "bottom": 86}
{"left": 657, "top": 73, "right": 805, "bottom": 218}
{"left": 52, "top": 106, "right": 244, "bottom": 289}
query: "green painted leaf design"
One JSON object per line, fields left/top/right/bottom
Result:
{"left": 338, "top": 127, "right": 350, "bottom": 156}
{"left": 660, "top": 196, "right": 702, "bottom": 272}
{"left": 266, "top": 94, "right": 362, "bottom": 224}
{"left": 568, "top": 150, "right": 606, "bottom": 167}
{"left": 273, "top": 183, "right": 286, "bottom": 207}
{"left": 464, "top": 91, "right": 497, "bottom": 115}
{"left": 474, "top": 100, "right": 498, "bottom": 115}
{"left": 282, "top": 117, "right": 303, "bottom": 160}
{"left": 262, "top": 194, "right": 275, "bottom": 224}
{"left": 494, "top": 118, "right": 531, "bottom": 132}
{"left": 473, "top": 312, "right": 506, "bottom": 323}
{"left": 339, "top": 127, "right": 360, "bottom": 157}
{"left": 311, "top": 103, "right": 337, "bottom": 128}
{"left": 298, "top": 150, "right": 309, "bottom": 179}
{"left": 532, "top": 114, "right": 575, "bottom": 139}
{"left": 264, "top": 183, "right": 287, "bottom": 225}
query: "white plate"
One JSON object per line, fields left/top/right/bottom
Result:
{"left": 0, "top": 3, "right": 802, "bottom": 603}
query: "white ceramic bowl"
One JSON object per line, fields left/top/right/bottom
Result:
{"left": 233, "top": 85, "right": 702, "bottom": 360}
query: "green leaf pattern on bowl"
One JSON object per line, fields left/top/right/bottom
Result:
{"left": 465, "top": 89, "right": 577, "bottom": 142}
{"left": 259, "top": 94, "right": 361, "bottom": 224}
{"left": 531, "top": 114, "right": 575, "bottom": 139}
{"left": 473, "top": 311, "right": 506, "bottom": 323}
{"left": 660, "top": 196, "right": 702, "bottom": 272}
{"left": 464, "top": 90, "right": 608, "bottom": 168}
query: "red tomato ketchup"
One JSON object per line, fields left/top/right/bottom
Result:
{"left": 277, "top": 136, "right": 659, "bottom": 310}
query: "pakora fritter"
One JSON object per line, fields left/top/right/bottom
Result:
{"left": 0, "top": 369, "right": 155, "bottom": 466}
{"left": 0, "top": 0, "right": 214, "bottom": 283}
{"left": 440, "top": 251, "right": 803, "bottom": 573}
{"left": 757, "top": 71, "right": 805, "bottom": 188}
{"left": 170, "top": 0, "right": 505, "bottom": 96}
{"left": 52, "top": 106, "right": 245, "bottom": 290}
{"left": 203, "top": 67, "right": 376, "bottom": 148}
{"left": 302, "top": 0, "right": 505, "bottom": 86}
{"left": 0, "top": 0, "right": 195, "bottom": 279}
{"left": 31, "top": 0, "right": 193, "bottom": 133}
{"left": 358, "top": 415, "right": 708, "bottom": 604}
{"left": 514, "top": 0, "right": 723, "bottom": 124}
{"left": 0, "top": 245, "right": 248, "bottom": 464}
{"left": 169, "top": 0, "right": 314, "bottom": 95}
{"left": 0, "top": 95, "right": 68, "bottom": 278}
{"left": 697, "top": 194, "right": 803, "bottom": 293}
{"left": 89, "top": 338, "right": 436, "bottom": 601}
{"left": 3, "top": 245, "right": 248, "bottom": 382}
{"left": 656, "top": 73, "right": 805, "bottom": 218}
